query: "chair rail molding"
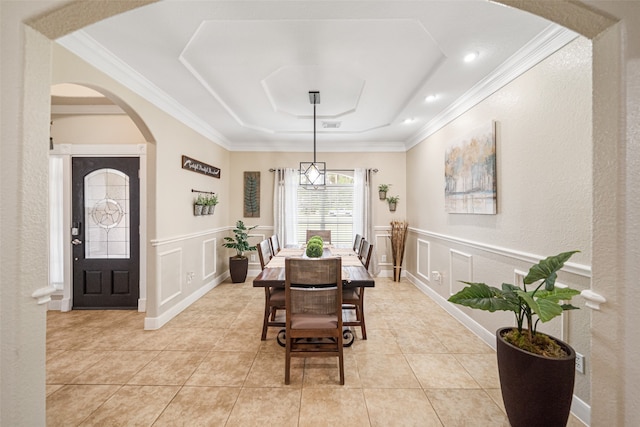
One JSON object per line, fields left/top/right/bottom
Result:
{"left": 581, "top": 289, "right": 606, "bottom": 310}
{"left": 32, "top": 286, "right": 57, "bottom": 305}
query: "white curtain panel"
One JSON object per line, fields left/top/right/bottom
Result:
{"left": 354, "top": 168, "right": 378, "bottom": 274}
{"left": 273, "top": 168, "right": 298, "bottom": 247}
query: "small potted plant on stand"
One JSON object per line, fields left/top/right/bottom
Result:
{"left": 378, "top": 184, "right": 390, "bottom": 200}
{"left": 223, "top": 220, "right": 257, "bottom": 283}
{"left": 386, "top": 195, "right": 399, "bottom": 212}
{"left": 448, "top": 250, "right": 581, "bottom": 427}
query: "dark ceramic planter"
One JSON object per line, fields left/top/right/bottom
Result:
{"left": 496, "top": 327, "right": 576, "bottom": 427}
{"left": 229, "top": 256, "right": 249, "bottom": 283}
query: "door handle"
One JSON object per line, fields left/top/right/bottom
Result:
{"left": 72, "top": 238, "right": 83, "bottom": 245}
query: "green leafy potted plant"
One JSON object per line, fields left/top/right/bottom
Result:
{"left": 194, "top": 194, "right": 206, "bottom": 216}
{"left": 223, "top": 220, "right": 257, "bottom": 283}
{"left": 448, "top": 250, "right": 581, "bottom": 427}
{"left": 386, "top": 195, "right": 399, "bottom": 212}
{"left": 306, "top": 236, "right": 324, "bottom": 258}
{"left": 378, "top": 183, "right": 390, "bottom": 200}
{"left": 206, "top": 194, "right": 218, "bottom": 215}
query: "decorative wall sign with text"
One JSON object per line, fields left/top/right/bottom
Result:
{"left": 182, "top": 155, "right": 221, "bottom": 178}
{"left": 244, "top": 171, "right": 260, "bottom": 217}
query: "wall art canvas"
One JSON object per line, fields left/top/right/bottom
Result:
{"left": 445, "top": 122, "right": 497, "bottom": 214}
{"left": 244, "top": 171, "right": 260, "bottom": 217}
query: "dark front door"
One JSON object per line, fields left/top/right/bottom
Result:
{"left": 72, "top": 157, "right": 140, "bottom": 309}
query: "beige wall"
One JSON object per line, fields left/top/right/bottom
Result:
{"left": 51, "top": 43, "right": 231, "bottom": 323}
{"left": 405, "top": 37, "right": 593, "bottom": 405}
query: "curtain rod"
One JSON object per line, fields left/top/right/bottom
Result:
{"left": 269, "top": 168, "right": 378, "bottom": 173}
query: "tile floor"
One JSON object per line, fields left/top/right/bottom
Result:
{"left": 46, "top": 276, "right": 586, "bottom": 426}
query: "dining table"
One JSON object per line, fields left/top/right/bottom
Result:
{"left": 253, "top": 244, "right": 375, "bottom": 346}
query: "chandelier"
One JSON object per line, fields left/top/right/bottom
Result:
{"left": 300, "top": 91, "right": 326, "bottom": 188}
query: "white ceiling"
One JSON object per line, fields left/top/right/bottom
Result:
{"left": 56, "top": 0, "right": 578, "bottom": 152}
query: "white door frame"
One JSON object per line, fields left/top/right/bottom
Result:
{"left": 49, "top": 143, "right": 147, "bottom": 312}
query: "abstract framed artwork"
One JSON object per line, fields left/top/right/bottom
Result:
{"left": 444, "top": 122, "right": 497, "bottom": 214}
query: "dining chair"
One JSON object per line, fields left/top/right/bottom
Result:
{"left": 343, "top": 239, "right": 373, "bottom": 340}
{"left": 257, "top": 239, "right": 285, "bottom": 340}
{"left": 284, "top": 257, "right": 344, "bottom": 385}
{"left": 306, "top": 229, "right": 331, "bottom": 244}
{"left": 353, "top": 234, "right": 363, "bottom": 255}
{"left": 269, "top": 234, "right": 281, "bottom": 255}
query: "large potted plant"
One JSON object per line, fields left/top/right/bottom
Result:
{"left": 448, "top": 250, "right": 581, "bottom": 427}
{"left": 223, "top": 220, "right": 257, "bottom": 283}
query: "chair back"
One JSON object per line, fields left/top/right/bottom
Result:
{"left": 285, "top": 257, "right": 342, "bottom": 318}
{"left": 359, "top": 240, "right": 374, "bottom": 270}
{"left": 270, "top": 234, "right": 281, "bottom": 255}
{"left": 257, "top": 238, "right": 273, "bottom": 270}
{"left": 353, "top": 234, "right": 363, "bottom": 254}
{"left": 306, "top": 229, "right": 331, "bottom": 244}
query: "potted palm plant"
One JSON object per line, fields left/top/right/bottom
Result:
{"left": 223, "top": 220, "right": 257, "bottom": 283}
{"left": 448, "top": 250, "right": 581, "bottom": 427}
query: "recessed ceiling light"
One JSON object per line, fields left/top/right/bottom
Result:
{"left": 425, "top": 94, "right": 437, "bottom": 102}
{"left": 403, "top": 118, "right": 416, "bottom": 124}
{"left": 464, "top": 52, "right": 479, "bottom": 63}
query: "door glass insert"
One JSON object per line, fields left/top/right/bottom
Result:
{"left": 84, "top": 168, "right": 130, "bottom": 259}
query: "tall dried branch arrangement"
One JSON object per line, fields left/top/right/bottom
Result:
{"left": 390, "top": 220, "right": 408, "bottom": 282}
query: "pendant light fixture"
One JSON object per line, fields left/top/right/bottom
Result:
{"left": 300, "top": 91, "right": 326, "bottom": 188}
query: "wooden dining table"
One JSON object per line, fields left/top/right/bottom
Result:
{"left": 252, "top": 246, "right": 375, "bottom": 289}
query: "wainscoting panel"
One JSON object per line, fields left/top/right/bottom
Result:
{"left": 449, "top": 249, "right": 473, "bottom": 296}
{"left": 375, "top": 233, "right": 392, "bottom": 266}
{"left": 417, "top": 238, "right": 431, "bottom": 282}
{"left": 202, "top": 238, "right": 217, "bottom": 280}
{"left": 158, "top": 248, "right": 182, "bottom": 306}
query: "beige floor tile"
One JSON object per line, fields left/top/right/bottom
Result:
{"left": 79, "top": 385, "right": 179, "bottom": 426}
{"left": 163, "top": 327, "right": 224, "bottom": 351}
{"left": 46, "top": 384, "right": 121, "bottom": 426}
{"left": 243, "top": 351, "right": 303, "bottom": 387}
{"left": 364, "top": 388, "right": 443, "bottom": 427}
{"left": 426, "top": 389, "right": 509, "bottom": 427}
{"left": 127, "top": 350, "right": 207, "bottom": 385}
{"left": 152, "top": 386, "right": 240, "bottom": 426}
{"left": 46, "top": 350, "right": 106, "bottom": 384}
{"left": 454, "top": 353, "right": 500, "bottom": 389}
{"left": 298, "top": 388, "right": 370, "bottom": 427}
{"left": 212, "top": 328, "right": 262, "bottom": 353}
{"left": 405, "top": 354, "right": 481, "bottom": 389}
{"left": 355, "top": 353, "right": 421, "bottom": 388}
{"left": 303, "top": 353, "right": 362, "bottom": 388}
{"left": 225, "top": 387, "right": 301, "bottom": 426}
{"left": 186, "top": 351, "right": 256, "bottom": 386}
{"left": 69, "top": 350, "right": 159, "bottom": 384}
{"left": 436, "top": 325, "right": 495, "bottom": 354}
{"left": 350, "top": 328, "right": 403, "bottom": 354}
{"left": 394, "top": 327, "right": 449, "bottom": 354}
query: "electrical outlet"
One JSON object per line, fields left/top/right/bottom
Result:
{"left": 381, "top": 255, "right": 387, "bottom": 262}
{"left": 575, "top": 352, "right": 585, "bottom": 374}
{"left": 432, "top": 271, "right": 442, "bottom": 282}
{"left": 250, "top": 254, "right": 256, "bottom": 262}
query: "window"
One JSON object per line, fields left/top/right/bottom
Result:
{"left": 296, "top": 171, "right": 354, "bottom": 245}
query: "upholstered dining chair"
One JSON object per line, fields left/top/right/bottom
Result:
{"left": 343, "top": 239, "right": 373, "bottom": 340}
{"left": 257, "top": 239, "right": 285, "bottom": 340}
{"left": 269, "top": 234, "right": 281, "bottom": 255}
{"left": 306, "top": 229, "right": 331, "bottom": 244}
{"left": 284, "top": 257, "right": 344, "bottom": 385}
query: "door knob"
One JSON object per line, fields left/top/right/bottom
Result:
{"left": 72, "top": 238, "right": 82, "bottom": 245}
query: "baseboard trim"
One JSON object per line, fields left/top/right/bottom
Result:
{"left": 143, "top": 272, "right": 228, "bottom": 330}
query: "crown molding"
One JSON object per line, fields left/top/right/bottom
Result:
{"left": 405, "top": 24, "right": 579, "bottom": 150}
{"left": 230, "top": 140, "right": 407, "bottom": 152}
{"left": 57, "top": 31, "right": 232, "bottom": 150}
